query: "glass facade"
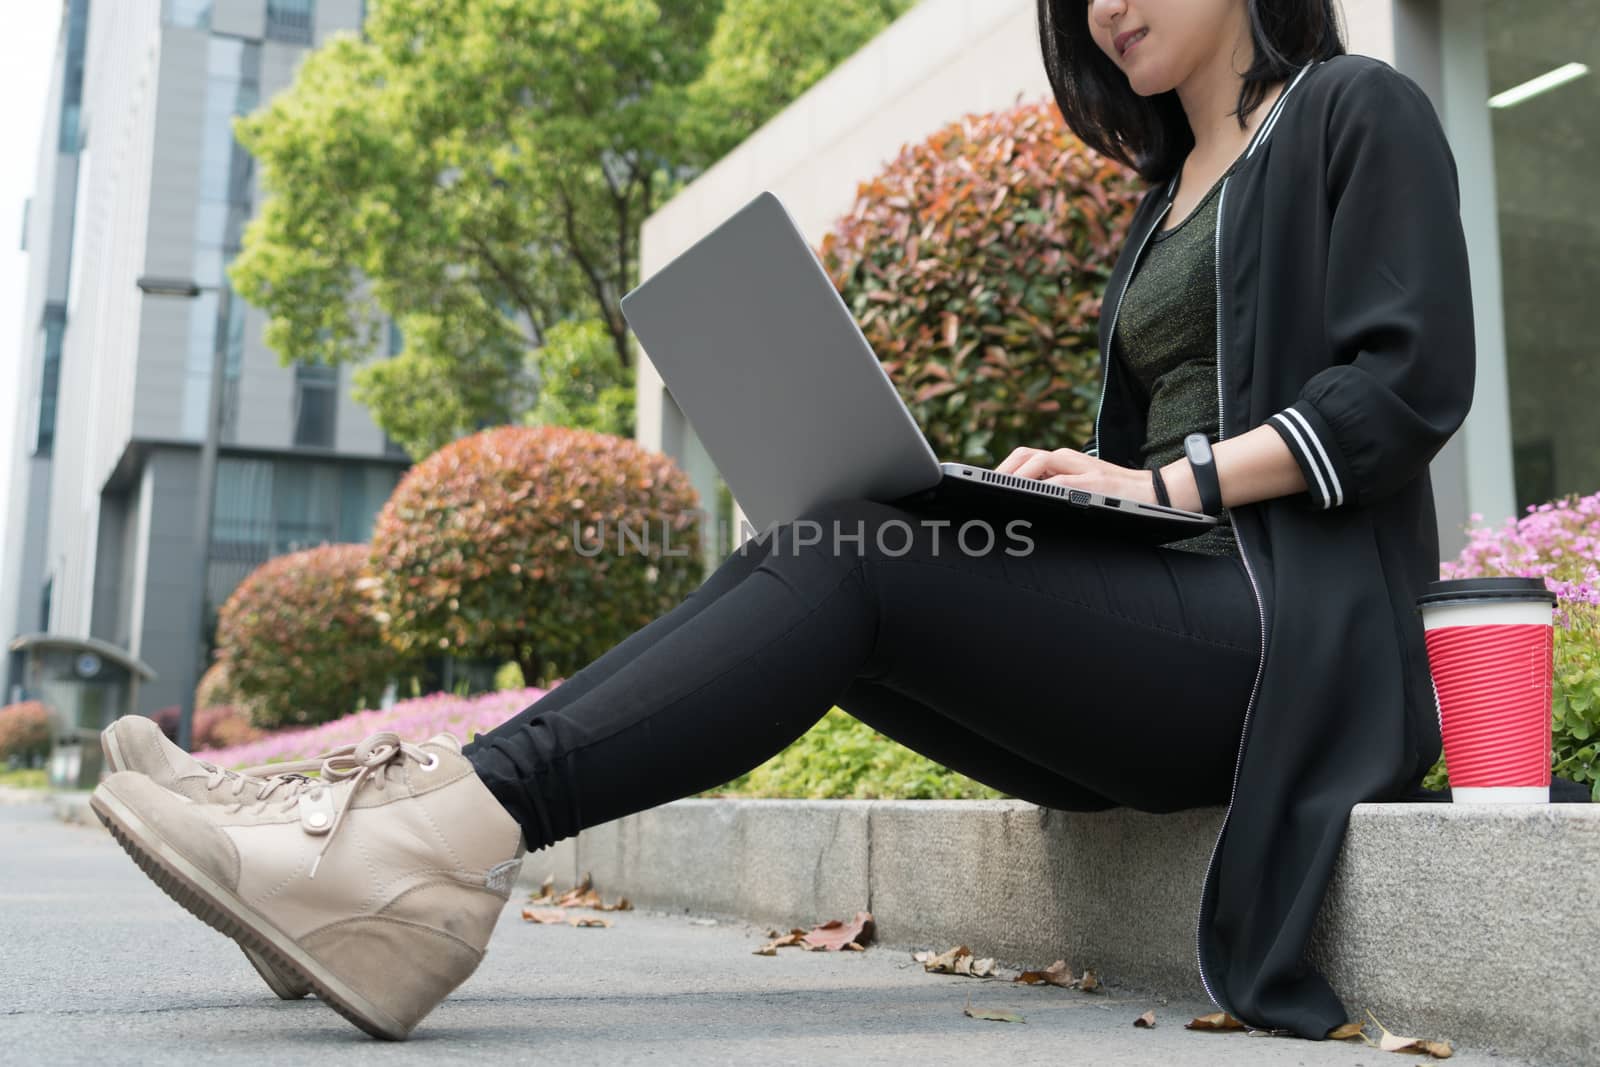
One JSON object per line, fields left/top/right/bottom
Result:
{"left": 58, "top": 0, "right": 90, "bottom": 152}
{"left": 182, "top": 36, "right": 260, "bottom": 440}
{"left": 267, "top": 0, "right": 315, "bottom": 44}
{"left": 1485, "top": 2, "right": 1599, "bottom": 511}
{"left": 207, "top": 456, "right": 401, "bottom": 616}
{"left": 33, "top": 305, "right": 67, "bottom": 456}
{"left": 167, "top": 0, "right": 212, "bottom": 29}
{"left": 293, "top": 362, "right": 339, "bottom": 447}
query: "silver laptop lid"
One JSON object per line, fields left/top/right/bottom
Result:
{"left": 619, "top": 191, "right": 943, "bottom": 532}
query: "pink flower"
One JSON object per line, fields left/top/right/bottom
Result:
{"left": 195, "top": 684, "right": 555, "bottom": 767}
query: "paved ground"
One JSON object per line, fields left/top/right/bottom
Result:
{"left": 0, "top": 798, "right": 1546, "bottom": 1066}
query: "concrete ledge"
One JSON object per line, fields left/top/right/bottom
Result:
{"left": 517, "top": 798, "right": 1600, "bottom": 1066}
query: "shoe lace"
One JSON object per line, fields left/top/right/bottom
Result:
{"left": 202, "top": 756, "right": 325, "bottom": 803}
{"left": 305, "top": 731, "right": 439, "bottom": 878}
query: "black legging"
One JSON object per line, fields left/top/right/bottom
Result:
{"left": 464, "top": 496, "right": 1261, "bottom": 850}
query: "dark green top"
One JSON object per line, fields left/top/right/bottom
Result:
{"left": 1112, "top": 164, "right": 1239, "bottom": 558}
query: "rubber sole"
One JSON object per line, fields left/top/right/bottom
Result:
{"left": 90, "top": 784, "right": 411, "bottom": 1040}
{"left": 98, "top": 725, "right": 311, "bottom": 1002}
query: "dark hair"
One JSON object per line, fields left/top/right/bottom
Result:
{"left": 1037, "top": 1, "right": 1346, "bottom": 183}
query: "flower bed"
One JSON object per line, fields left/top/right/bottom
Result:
{"left": 195, "top": 685, "right": 550, "bottom": 768}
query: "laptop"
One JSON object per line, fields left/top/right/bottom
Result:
{"left": 618, "top": 190, "right": 1218, "bottom": 544}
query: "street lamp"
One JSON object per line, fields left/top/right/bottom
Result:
{"left": 136, "top": 274, "right": 223, "bottom": 752}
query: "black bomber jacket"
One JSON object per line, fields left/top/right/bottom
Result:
{"left": 1085, "top": 52, "right": 1587, "bottom": 1039}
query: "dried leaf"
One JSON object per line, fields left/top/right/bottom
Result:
{"left": 1366, "top": 1010, "right": 1454, "bottom": 1058}
{"left": 1327, "top": 1020, "right": 1365, "bottom": 1040}
{"left": 964, "top": 1007, "right": 1025, "bottom": 1023}
{"left": 1186, "top": 1011, "right": 1248, "bottom": 1031}
{"left": 521, "top": 908, "right": 567, "bottom": 924}
{"left": 1078, "top": 968, "right": 1099, "bottom": 992}
{"left": 533, "top": 874, "right": 630, "bottom": 912}
{"left": 1133, "top": 1010, "right": 1156, "bottom": 1028}
{"left": 568, "top": 915, "right": 612, "bottom": 928}
{"left": 920, "top": 945, "right": 974, "bottom": 973}
{"left": 800, "top": 911, "right": 875, "bottom": 952}
{"left": 754, "top": 929, "right": 808, "bottom": 955}
{"left": 1015, "top": 959, "right": 1074, "bottom": 987}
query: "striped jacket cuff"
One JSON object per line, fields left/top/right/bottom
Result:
{"left": 1267, "top": 402, "right": 1350, "bottom": 510}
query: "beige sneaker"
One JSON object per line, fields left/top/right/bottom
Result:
{"left": 101, "top": 714, "right": 324, "bottom": 1000}
{"left": 91, "top": 730, "right": 526, "bottom": 1039}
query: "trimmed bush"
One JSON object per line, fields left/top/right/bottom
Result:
{"left": 194, "top": 706, "right": 265, "bottom": 750}
{"left": 0, "top": 701, "right": 52, "bottom": 766}
{"left": 709, "top": 707, "right": 1003, "bottom": 800}
{"left": 217, "top": 543, "right": 413, "bottom": 729}
{"left": 1431, "top": 491, "right": 1600, "bottom": 800}
{"left": 368, "top": 425, "right": 704, "bottom": 687}
{"left": 195, "top": 659, "right": 245, "bottom": 713}
{"left": 149, "top": 705, "right": 181, "bottom": 744}
{"left": 820, "top": 98, "right": 1144, "bottom": 467}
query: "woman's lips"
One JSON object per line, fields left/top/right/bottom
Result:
{"left": 1119, "top": 29, "right": 1148, "bottom": 57}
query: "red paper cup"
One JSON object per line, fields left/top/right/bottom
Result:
{"left": 1418, "top": 577, "right": 1556, "bottom": 803}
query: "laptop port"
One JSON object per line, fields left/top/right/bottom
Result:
{"left": 1068, "top": 490, "right": 1091, "bottom": 506}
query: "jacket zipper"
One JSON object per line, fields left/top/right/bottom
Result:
{"left": 1193, "top": 177, "right": 1271, "bottom": 1020}
{"left": 1092, "top": 199, "right": 1172, "bottom": 456}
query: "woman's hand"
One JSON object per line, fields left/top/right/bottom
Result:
{"left": 994, "top": 446, "right": 1155, "bottom": 504}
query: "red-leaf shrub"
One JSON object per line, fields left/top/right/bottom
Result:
{"left": 0, "top": 701, "right": 52, "bottom": 764}
{"left": 368, "top": 425, "right": 704, "bottom": 686}
{"left": 216, "top": 543, "right": 413, "bottom": 729}
{"left": 195, "top": 659, "right": 244, "bottom": 713}
{"left": 819, "top": 99, "right": 1144, "bottom": 466}
{"left": 194, "top": 705, "right": 265, "bottom": 750}
{"left": 149, "top": 705, "right": 181, "bottom": 743}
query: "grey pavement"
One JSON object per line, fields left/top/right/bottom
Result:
{"left": 0, "top": 799, "right": 1545, "bottom": 1066}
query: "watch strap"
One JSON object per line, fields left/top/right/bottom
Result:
{"left": 1184, "top": 434, "right": 1223, "bottom": 516}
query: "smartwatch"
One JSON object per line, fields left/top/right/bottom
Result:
{"left": 1183, "top": 432, "right": 1223, "bottom": 517}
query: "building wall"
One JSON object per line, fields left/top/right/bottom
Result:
{"left": 45, "top": 0, "right": 165, "bottom": 642}
{"left": 2, "top": 2, "right": 84, "bottom": 701}
{"left": 4, "top": 0, "right": 404, "bottom": 713}
{"left": 632, "top": 0, "right": 1505, "bottom": 561}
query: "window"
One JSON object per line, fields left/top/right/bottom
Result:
{"left": 39, "top": 577, "right": 53, "bottom": 632}
{"left": 184, "top": 38, "right": 261, "bottom": 438}
{"left": 167, "top": 0, "right": 213, "bottom": 28}
{"left": 209, "top": 457, "right": 402, "bottom": 614}
{"left": 293, "top": 363, "right": 338, "bottom": 448}
{"left": 58, "top": 0, "right": 89, "bottom": 152}
{"left": 266, "top": 0, "right": 315, "bottom": 44}
{"left": 1481, "top": 2, "right": 1600, "bottom": 511}
{"left": 33, "top": 304, "right": 67, "bottom": 456}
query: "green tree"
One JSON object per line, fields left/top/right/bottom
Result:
{"left": 526, "top": 319, "right": 636, "bottom": 437}
{"left": 680, "top": 0, "right": 918, "bottom": 164}
{"left": 231, "top": 0, "right": 911, "bottom": 456}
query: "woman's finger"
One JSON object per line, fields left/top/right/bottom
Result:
{"left": 1013, "top": 454, "right": 1058, "bottom": 481}
{"left": 995, "top": 447, "right": 1041, "bottom": 475}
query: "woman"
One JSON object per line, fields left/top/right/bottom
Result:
{"left": 91, "top": 0, "right": 1509, "bottom": 1043}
